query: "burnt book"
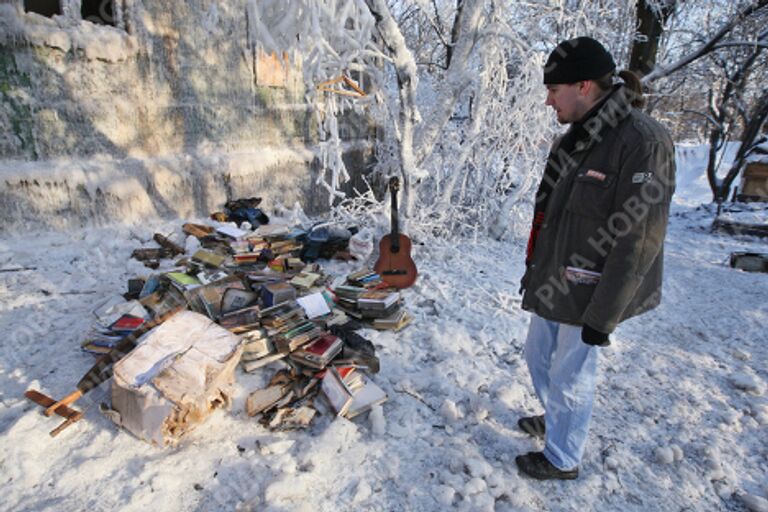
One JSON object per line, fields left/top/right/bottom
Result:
{"left": 233, "top": 252, "right": 263, "bottom": 265}
{"left": 358, "top": 302, "right": 400, "bottom": 320}
{"left": 218, "top": 305, "right": 261, "bottom": 333}
{"left": 245, "top": 271, "right": 285, "bottom": 287}
{"left": 289, "top": 272, "right": 321, "bottom": 290}
{"left": 184, "top": 275, "right": 244, "bottom": 319}
{"left": 81, "top": 343, "right": 115, "bottom": 355}
{"left": 315, "top": 308, "right": 349, "bottom": 329}
{"left": 261, "top": 282, "right": 297, "bottom": 307}
{"left": 330, "top": 323, "right": 380, "bottom": 374}
{"left": 191, "top": 249, "right": 227, "bottom": 268}
{"left": 165, "top": 271, "right": 202, "bottom": 292}
{"left": 358, "top": 290, "right": 400, "bottom": 310}
{"left": 284, "top": 257, "right": 305, "bottom": 272}
{"left": 372, "top": 308, "right": 412, "bottom": 331}
{"left": 266, "top": 405, "right": 316, "bottom": 430}
{"left": 241, "top": 353, "right": 285, "bottom": 373}
{"left": 245, "top": 384, "right": 289, "bottom": 417}
{"left": 196, "top": 269, "right": 231, "bottom": 285}
{"left": 321, "top": 367, "right": 364, "bottom": 417}
{"left": 288, "top": 334, "right": 342, "bottom": 369}
{"left": 220, "top": 287, "right": 259, "bottom": 315}
{"left": 241, "top": 331, "right": 273, "bottom": 361}
{"left": 229, "top": 240, "right": 250, "bottom": 254}
{"left": 270, "top": 240, "right": 303, "bottom": 255}
{"left": 260, "top": 301, "right": 305, "bottom": 329}
{"left": 346, "top": 374, "right": 388, "bottom": 419}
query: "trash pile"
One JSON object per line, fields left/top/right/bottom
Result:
{"left": 27, "top": 203, "right": 411, "bottom": 445}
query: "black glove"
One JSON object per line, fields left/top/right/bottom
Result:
{"left": 581, "top": 324, "right": 610, "bottom": 347}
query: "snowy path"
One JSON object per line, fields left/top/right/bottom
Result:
{"left": 0, "top": 205, "right": 767, "bottom": 511}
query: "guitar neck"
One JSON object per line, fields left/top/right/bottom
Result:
{"left": 391, "top": 187, "right": 399, "bottom": 239}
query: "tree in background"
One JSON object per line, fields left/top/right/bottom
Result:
{"left": 250, "top": 0, "right": 767, "bottom": 240}
{"left": 636, "top": 0, "right": 768, "bottom": 203}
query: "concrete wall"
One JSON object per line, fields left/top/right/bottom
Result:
{"left": 0, "top": 1, "right": 374, "bottom": 230}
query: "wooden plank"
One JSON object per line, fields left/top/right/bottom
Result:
{"left": 25, "top": 390, "right": 82, "bottom": 420}
{"left": 25, "top": 389, "right": 83, "bottom": 437}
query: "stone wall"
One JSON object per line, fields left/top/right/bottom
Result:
{"left": 0, "top": 1, "right": 374, "bottom": 231}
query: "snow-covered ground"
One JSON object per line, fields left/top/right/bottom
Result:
{"left": 1, "top": 148, "right": 767, "bottom": 512}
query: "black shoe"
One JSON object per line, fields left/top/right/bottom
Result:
{"left": 517, "top": 415, "right": 546, "bottom": 439}
{"left": 515, "top": 452, "right": 579, "bottom": 480}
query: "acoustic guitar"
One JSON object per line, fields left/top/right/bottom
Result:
{"left": 374, "top": 177, "right": 417, "bottom": 289}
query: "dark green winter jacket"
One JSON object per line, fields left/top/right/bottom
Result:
{"left": 521, "top": 85, "right": 676, "bottom": 334}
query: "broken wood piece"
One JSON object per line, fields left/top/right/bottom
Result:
{"left": 43, "top": 389, "right": 83, "bottom": 417}
{"left": 316, "top": 74, "right": 367, "bottom": 97}
{"left": 25, "top": 389, "right": 83, "bottom": 437}
{"left": 183, "top": 223, "right": 215, "bottom": 238}
{"left": 153, "top": 233, "right": 185, "bottom": 256}
{"left": 131, "top": 248, "right": 170, "bottom": 261}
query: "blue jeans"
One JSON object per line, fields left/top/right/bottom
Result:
{"left": 524, "top": 314, "right": 599, "bottom": 470}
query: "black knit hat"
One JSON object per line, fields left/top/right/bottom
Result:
{"left": 543, "top": 37, "right": 615, "bottom": 84}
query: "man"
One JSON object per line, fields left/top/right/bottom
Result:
{"left": 516, "top": 37, "right": 676, "bottom": 480}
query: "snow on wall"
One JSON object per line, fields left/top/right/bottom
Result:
{"left": 0, "top": 1, "right": 376, "bottom": 231}
{"left": 0, "top": 3, "right": 137, "bottom": 62}
{"left": 0, "top": 146, "right": 320, "bottom": 231}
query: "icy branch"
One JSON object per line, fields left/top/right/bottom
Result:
{"left": 643, "top": 0, "right": 768, "bottom": 83}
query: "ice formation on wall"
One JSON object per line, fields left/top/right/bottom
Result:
{"left": 246, "top": 0, "right": 377, "bottom": 206}
{"left": 0, "top": 1, "right": 139, "bottom": 62}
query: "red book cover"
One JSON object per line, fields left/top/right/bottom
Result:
{"left": 110, "top": 315, "right": 145, "bottom": 331}
{"left": 304, "top": 334, "right": 338, "bottom": 356}
{"left": 336, "top": 366, "right": 355, "bottom": 378}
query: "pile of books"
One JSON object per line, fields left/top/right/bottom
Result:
{"left": 330, "top": 269, "right": 412, "bottom": 332}
{"left": 347, "top": 268, "right": 383, "bottom": 288}
{"left": 81, "top": 313, "right": 146, "bottom": 355}
{"left": 358, "top": 290, "right": 400, "bottom": 318}
{"left": 184, "top": 275, "right": 246, "bottom": 319}
{"left": 116, "top": 220, "right": 394, "bottom": 431}
{"left": 272, "top": 318, "right": 325, "bottom": 354}
{"left": 333, "top": 284, "right": 366, "bottom": 312}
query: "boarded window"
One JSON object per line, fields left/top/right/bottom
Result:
{"left": 24, "top": 0, "right": 61, "bottom": 17}
{"left": 82, "top": 0, "right": 116, "bottom": 26}
{"left": 256, "top": 50, "right": 289, "bottom": 88}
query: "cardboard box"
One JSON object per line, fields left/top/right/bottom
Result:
{"left": 110, "top": 311, "right": 243, "bottom": 446}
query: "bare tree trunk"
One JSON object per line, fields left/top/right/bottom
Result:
{"left": 364, "top": 0, "right": 483, "bottom": 218}
{"left": 705, "top": 118, "right": 724, "bottom": 200}
{"left": 629, "top": 0, "right": 675, "bottom": 77}
{"left": 364, "top": 0, "right": 421, "bottom": 219}
{"left": 705, "top": 43, "right": 765, "bottom": 202}
{"left": 446, "top": 0, "right": 464, "bottom": 68}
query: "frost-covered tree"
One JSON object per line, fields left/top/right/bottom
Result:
{"left": 249, "top": 0, "right": 643, "bottom": 239}
{"left": 638, "top": 0, "right": 768, "bottom": 202}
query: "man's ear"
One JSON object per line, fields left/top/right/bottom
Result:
{"left": 577, "top": 80, "right": 592, "bottom": 97}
